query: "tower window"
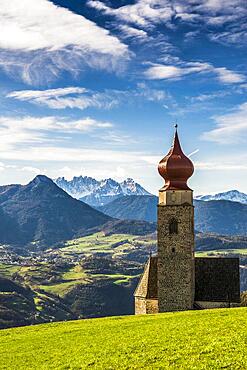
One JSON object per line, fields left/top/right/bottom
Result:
{"left": 169, "top": 218, "right": 178, "bottom": 234}
{"left": 172, "top": 247, "right": 175, "bottom": 253}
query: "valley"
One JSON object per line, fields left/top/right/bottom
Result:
{"left": 0, "top": 175, "right": 246, "bottom": 329}
{"left": 1, "top": 231, "right": 247, "bottom": 329}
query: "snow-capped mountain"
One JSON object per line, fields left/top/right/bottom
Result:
{"left": 54, "top": 176, "right": 151, "bottom": 207}
{"left": 195, "top": 190, "right": 247, "bottom": 204}
{"left": 121, "top": 178, "right": 149, "bottom": 196}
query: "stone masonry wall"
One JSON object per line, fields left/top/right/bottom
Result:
{"left": 158, "top": 203, "right": 195, "bottom": 312}
{"left": 135, "top": 297, "right": 146, "bottom": 315}
{"left": 146, "top": 299, "right": 158, "bottom": 314}
{"left": 135, "top": 298, "right": 158, "bottom": 315}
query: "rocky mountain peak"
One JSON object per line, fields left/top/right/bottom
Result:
{"left": 54, "top": 175, "right": 151, "bottom": 207}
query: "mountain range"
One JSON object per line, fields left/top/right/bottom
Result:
{"left": 98, "top": 195, "right": 247, "bottom": 236}
{"left": 54, "top": 175, "right": 247, "bottom": 207}
{"left": 54, "top": 176, "right": 150, "bottom": 207}
{"left": 195, "top": 190, "right": 247, "bottom": 204}
{"left": 0, "top": 176, "right": 156, "bottom": 249}
{"left": 0, "top": 175, "right": 245, "bottom": 249}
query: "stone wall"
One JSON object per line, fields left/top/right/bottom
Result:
{"left": 135, "top": 297, "right": 146, "bottom": 315}
{"left": 135, "top": 298, "right": 158, "bottom": 314}
{"left": 157, "top": 199, "right": 195, "bottom": 312}
{"left": 146, "top": 299, "right": 158, "bottom": 314}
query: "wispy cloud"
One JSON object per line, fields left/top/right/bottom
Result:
{"left": 215, "top": 68, "right": 245, "bottom": 83}
{"left": 118, "top": 25, "right": 148, "bottom": 41}
{"left": 190, "top": 91, "right": 230, "bottom": 102}
{"left": 7, "top": 84, "right": 171, "bottom": 110}
{"left": 88, "top": 0, "right": 247, "bottom": 49}
{"left": 144, "top": 61, "right": 245, "bottom": 84}
{"left": 88, "top": 0, "right": 174, "bottom": 27}
{"left": 142, "top": 154, "right": 247, "bottom": 171}
{"left": 195, "top": 161, "right": 247, "bottom": 170}
{"left": 201, "top": 102, "right": 247, "bottom": 144}
{"left": 0, "top": 115, "right": 113, "bottom": 152}
{"left": 0, "top": 0, "right": 129, "bottom": 84}
{"left": 7, "top": 87, "right": 120, "bottom": 110}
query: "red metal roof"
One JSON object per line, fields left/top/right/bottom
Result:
{"left": 158, "top": 128, "right": 194, "bottom": 190}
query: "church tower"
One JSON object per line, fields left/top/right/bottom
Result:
{"left": 157, "top": 125, "right": 195, "bottom": 312}
{"left": 135, "top": 125, "right": 240, "bottom": 315}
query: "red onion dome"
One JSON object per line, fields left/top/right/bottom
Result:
{"left": 158, "top": 127, "right": 194, "bottom": 190}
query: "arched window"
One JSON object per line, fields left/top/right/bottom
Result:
{"left": 169, "top": 218, "right": 178, "bottom": 234}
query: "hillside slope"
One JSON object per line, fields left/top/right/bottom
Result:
{"left": 98, "top": 195, "right": 247, "bottom": 235}
{"left": 0, "top": 277, "right": 76, "bottom": 329}
{"left": 0, "top": 175, "right": 112, "bottom": 248}
{"left": 0, "top": 308, "right": 246, "bottom": 369}
{"left": 195, "top": 199, "right": 247, "bottom": 235}
{"left": 98, "top": 195, "right": 157, "bottom": 222}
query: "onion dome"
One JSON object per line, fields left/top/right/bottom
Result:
{"left": 158, "top": 125, "right": 194, "bottom": 190}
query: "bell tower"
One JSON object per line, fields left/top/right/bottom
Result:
{"left": 157, "top": 125, "right": 195, "bottom": 312}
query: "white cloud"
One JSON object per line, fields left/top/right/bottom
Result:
{"left": 20, "top": 166, "right": 42, "bottom": 175}
{"left": 190, "top": 91, "right": 230, "bottom": 102}
{"left": 215, "top": 68, "right": 245, "bottom": 83}
{"left": 88, "top": 0, "right": 247, "bottom": 29}
{"left": 88, "top": 0, "right": 174, "bottom": 27}
{"left": 0, "top": 116, "right": 113, "bottom": 152}
{"left": 8, "top": 87, "right": 87, "bottom": 100}
{"left": 88, "top": 0, "right": 247, "bottom": 49}
{"left": 135, "top": 82, "right": 169, "bottom": 102}
{"left": 144, "top": 61, "right": 245, "bottom": 84}
{"left": 0, "top": 0, "right": 129, "bottom": 84}
{"left": 0, "top": 146, "right": 143, "bottom": 163}
{"left": 201, "top": 102, "right": 247, "bottom": 144}
{"left": 195, "top": 161, "right": 247, "bottom": 170}
{"left": 7, "top": 84, "right": 171, "bottom": 110}
{"left": 0, "top": 0, "right": 127, "bottom": 55}
{"left": 7, "top": 87, "right": 120, "bottom": 110}
{"left": 119, "top": 25, "right": 148, "bottom": 41}
{"left": 144, "top": 65, "right": 185, "bottom": 79}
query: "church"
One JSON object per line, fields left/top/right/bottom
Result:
{"left": 134, "top": 126, "right": 240, "bottom": 314}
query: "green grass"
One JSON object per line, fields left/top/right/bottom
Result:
{"left": 39, "top": 280, "right": 85, "bottom": 297}
{"left": 61, "top": 233, "right": 154, "bottom": 257}
{"left": 0, "top": 263, "right": 20, "bottom": 277}
{"left": 39, "top": 265, "right": 88, "bottom": 297}
{"left": 0, "top": 308, "right": 246, "bottom": 369}
{"left": 196, "top": 249, "right": 247, "bottom": 257}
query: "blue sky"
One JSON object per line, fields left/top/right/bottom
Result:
{"left": 0, "top": 0, "right": 246, "bottom": 194}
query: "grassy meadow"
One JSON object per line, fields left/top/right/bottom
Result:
{"left": 0, "top": 307, "right": 246, "bottom": 370}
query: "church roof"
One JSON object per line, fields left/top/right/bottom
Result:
{"left": 195, "top": 257, "right": 240, "bottom": 303}
{"left": 134, "top": 256, "right": 157, "bottom": 299}
{"left": 135, "top": 256, "right": 240, "bottom": 303}
{"left": 158, "top": 126, "right": 194, "bottom": 191}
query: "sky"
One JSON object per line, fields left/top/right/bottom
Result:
{"left": 0, "top": 0, "right": 247, "bottom": 195}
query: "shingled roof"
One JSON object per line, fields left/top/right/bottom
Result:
{"left": 134, "top": 256, "right": 240, "bottom": 303}
{"left": 134, "top": 256, "right": 157, "bottom": 299}
{"left": 195, "top": 257, "right": 240, "bottom": 303}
